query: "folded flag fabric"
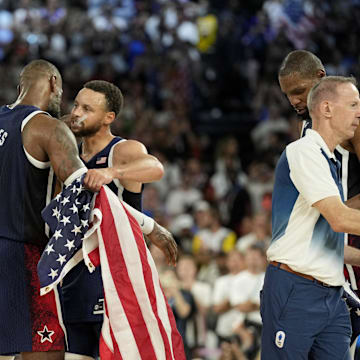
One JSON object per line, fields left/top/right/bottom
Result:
{"left": 38, "top": 176, "right": 92, "bottom": 294}
{"left": 91, "top": 185, "right": 185, "bottom": 360}
{"left": 38, "top": 176, "right": 186, "bottom": 359}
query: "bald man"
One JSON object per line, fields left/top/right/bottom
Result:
{"left": 0, "top": 60, "right": 115, "bottom": 359}
{"left": 262, "top": 76, "right": 360, "bottom": 359}
{"left": 278, "top": 50, "right": 360, "bottom": 356}
{"left": 278, "top": 50, "right": 360, "bottom": 293}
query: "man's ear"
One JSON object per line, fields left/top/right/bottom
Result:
{"left": 317, "top": 69, "right": 326, "bottom": 79}
{"left": 50, "top": 75, "right": 57, "bottom": 93}
{"left": 320, "top": 100, "right": 332, "bottom": 118}
{"left": 104, "top": 112, "right": 116, "bottom": 125}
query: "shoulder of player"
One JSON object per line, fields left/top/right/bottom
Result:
{"left": 25, "top": 113, "right": 63, "bottom": 132}
{"left": 113, "top": 139, "right": 148, "bottom": 157}
{"left": 22, "top": 113, "right": 61, "bottom": 138}
{"left": 23, "top": 114, "right": 74, "bottom": 150}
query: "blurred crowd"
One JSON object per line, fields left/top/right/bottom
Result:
{"left": 1, "top": 0, "right": 360, "bottom": 358}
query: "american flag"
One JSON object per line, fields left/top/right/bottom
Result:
{"left": 96, "top": 156, "right": 107, "bottom": 164}
{"left": 38, "top": 176, "right": 92, "bottom": 294}
{"left": 39, "top": 176, "right": 186, "bottom": 359}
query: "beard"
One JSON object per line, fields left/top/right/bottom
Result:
{"left": 47, "top": 94, "right": 62, "bottom": 119}
{"left": 72, "top": 122, "right": 102, "bottom": 137}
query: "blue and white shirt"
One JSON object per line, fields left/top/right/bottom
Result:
{"left": 301, "top": 119, "right": 360, "bottom": 289}
{"left": 267, "top": 129, "right": 345, "bottom": 286}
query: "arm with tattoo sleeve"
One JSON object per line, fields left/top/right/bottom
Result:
{"left": 23, "top": 114, "right": 112, "bottom": 191}
{"left": 47, "top": 119, "right": 86, "bottom": 183}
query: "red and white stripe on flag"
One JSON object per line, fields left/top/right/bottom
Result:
{"left": 88, "top": 186, "right": 186, "bottom": 360}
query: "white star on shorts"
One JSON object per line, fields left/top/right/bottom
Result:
{"left": 37, "top": 325, "right": 55, "bottom": 343}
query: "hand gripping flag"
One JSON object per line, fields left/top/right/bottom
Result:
{"left": 38, "top": 176, "right": 186, "bottom": 360}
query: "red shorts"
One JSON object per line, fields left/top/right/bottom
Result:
{"left": 0, "top": 238, "right": 64, "bottom": 354}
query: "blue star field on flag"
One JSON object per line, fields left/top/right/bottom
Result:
{"left": 38, "top": 175, "right": 94, "bottom": 293}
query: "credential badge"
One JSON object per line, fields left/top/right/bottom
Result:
{"left": 275, "top": 330, "right": 285, "bottom": 348}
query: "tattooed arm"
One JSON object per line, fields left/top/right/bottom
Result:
{"left": 146, "top": 222, "right": 178, "bottom": 266}
{"left": 119, "top": 200, "right": 178, "bottom": 266}
{"left": 22, "top": 114, "right": 112, "bottom": 190}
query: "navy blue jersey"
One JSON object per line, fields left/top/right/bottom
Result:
{"left": 335, "top": 144, "right": 360, "bottom": 295}
{"left": 0, "top": 105, "right": 55, "bottom": 246}
{"left": 300, "top": 119, "right": 312, "bottom": 138}
{"left": 335, "top": 145, "right": 360, "bottom": 201}
{"left": 61, "top": 136, "right": 143, "bottom": 323}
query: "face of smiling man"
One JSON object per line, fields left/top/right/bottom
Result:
{"left": 70, "top": 88, "right": 111, "bottom": 137}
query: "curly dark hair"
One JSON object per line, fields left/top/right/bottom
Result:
{"left": 278, "top": 50, "right": 325, "bottom": 79}
{"left": 83, "top": 80, "right": 124, "bottom": 118}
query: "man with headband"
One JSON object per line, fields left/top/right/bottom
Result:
{"left": 61, "top": 80, "right": 176, "bottom": 360}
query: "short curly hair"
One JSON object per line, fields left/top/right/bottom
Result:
{"left": 83, "top": 80, "right": 124, "bottom": 118}
{"left": 278, "top": 50, "right": 325, "bottom": 79}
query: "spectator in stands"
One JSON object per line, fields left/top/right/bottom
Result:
{"left": 229, "top": 245, "right": 266, "bottom": 359}
{"left": 236, "top": 211, "right": 271, "bottom": 254}
{"left": 160, "top": 267, "right": 197, "bottom": 359}
{"left": 176, "top": 254, "right": 212, "bottom": 352}
{"left": 212, "top": 250, "right": 246, "bottom": 342}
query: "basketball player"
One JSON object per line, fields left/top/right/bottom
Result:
{"left": 278, "top": 50, "right": 360, "bottom": 293}
{"left": 0, "top": 61, "right": 178, "bottom": 360}
{"left": 61, "top": 80, "right": 170, "bottom": 360}
{"left": 0, "top": 60, "right": 117, "bottom": 360}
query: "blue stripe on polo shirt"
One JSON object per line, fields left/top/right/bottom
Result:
{"left": 271, "top": 150, "right": 299, "bottom": 243}
{"left": 320, "top": 149, "right": 343, "bottom": 200}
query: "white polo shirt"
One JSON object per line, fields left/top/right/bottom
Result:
{"left": 267, "top": 129, "right": 345, "bottom": 286}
